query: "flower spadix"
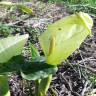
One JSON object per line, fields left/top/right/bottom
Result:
{"left": 39, "top": 12, "right": 93, "bottom": 65}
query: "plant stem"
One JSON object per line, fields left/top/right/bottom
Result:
{"left": 38, "top": 75, "right": 52, "bottom": 96}
{"left": 35, "top": 75, "right": 52, "bottom": 96}
{"left": 35, "top": 79, "right": 41, "bottom": 96}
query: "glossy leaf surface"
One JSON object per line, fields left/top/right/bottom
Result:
{"left": 21, "top": 57, "right": 57, "bottom": 80}
{"left": 0, "top": 56, "right": 24, "bottom": 74}
{"left": 0, "top": 55, "right": 57, "bottom": 81}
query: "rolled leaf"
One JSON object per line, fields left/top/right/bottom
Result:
{"left": 39, "top": 12, "right": 93, "bottom": 65}
{"left": 0, "top": 34, "right": 29, "bottom": 63}
{"left": 29, "top": 42, "right": 40, "bottom": 60}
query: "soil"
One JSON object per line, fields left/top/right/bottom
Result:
{"left": 0, "top": 0, "right": 96, "bottom": 96}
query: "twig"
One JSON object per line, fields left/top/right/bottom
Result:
{"left": 79, "top": 65, "right": 96, "bottom": 74}
{"left": 77, "top": 49, "right": 88, "bottom": 80}
{"left": 81, "top": 81, "right": 89, "bottom": 96}
{"left": 71, "top": 91, "right": 81, "bottom": 96}
{"left": 72, "top": 63, "right": 96, "bottom": 74}
{"left": 62, "top": 76, "right": 81, "bottom": 96}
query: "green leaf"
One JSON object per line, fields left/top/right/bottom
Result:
{"left": 39, "top": 12, "right": 93, "bottom": 65}
{"left": 21, "top": 64, "right": 57, "bottom": 81}
{"left": 0, "top": 34, "right": 29, "bottom": 63}
{"left": 21, "top": 57, "right": 57, "bottom": 80}
{"left": 0, "top": 55, "right": 24, "bottom": 74}
{"left": 0, "top": 75, "right": 10, "bottom": 96}
{"left": 29, "top": 42, "right": 40, "bottom": 60}
{"left": 18, "top": 5, "right": 34, "bottom": 15}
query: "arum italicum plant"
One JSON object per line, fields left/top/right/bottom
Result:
{"left": 0, "top": 12, "right": 93, "bottom": 96}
